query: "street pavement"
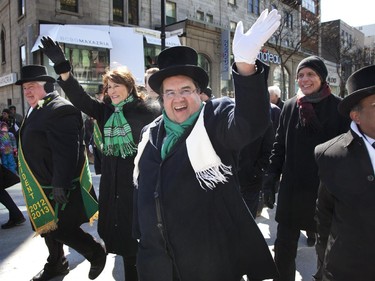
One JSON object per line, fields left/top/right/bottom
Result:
{"left": 0, "top": 166, "right": 316, "bottom": 281}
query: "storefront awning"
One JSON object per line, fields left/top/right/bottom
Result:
{"left": 144, "top": 35, "right": 181, "bottom": 47}
{"left": 31, "top": 25, "right": 113, "bottom": 52}
{"left": 133, "top": 27, "right": 180, "bottom": 47}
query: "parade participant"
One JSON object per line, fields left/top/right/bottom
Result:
{"left": 15, "top": 65, "right": 106, "bottom": 281}
{"left": 262, "top": 55, "right": 350, "bottom": 281}
{"left": 199, "top": 86, "right": 214, "bottom": 102}
{"left": 131, "top": 9, "right": 280, "bottom": 281}
{"left": 40, "top": 38, "right": 161, "bottom": 281}
{"left": 314, "top": 65, "right": 375, "bottom": 281}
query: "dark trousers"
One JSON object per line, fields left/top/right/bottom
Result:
{"left": 0, "top": 189, "right": 24, "bottom": 221}
{"left": 242, "top": 189, "right": 260, "bottom": 218}
{"left": 123, "top": 255, "right": 138, "bottom": 281}
{"left": 43, "top": 226, "right": 103, "bottom": 268}
{"left": 240, "top": 181, "right": 263, "bottom": 218}
{"left": 273, "top": 223, "right": 301, "bottom": 281}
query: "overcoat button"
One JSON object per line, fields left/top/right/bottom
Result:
{"left": 367, "top": 175, "right": 374, "bottom": 181}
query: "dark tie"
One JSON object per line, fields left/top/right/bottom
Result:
{"left": 372, "top": 142, "right": 375, "bottom": 149}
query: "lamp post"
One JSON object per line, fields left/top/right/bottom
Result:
{"left": 161, "top": 0, "right": 166, "bottom": 50}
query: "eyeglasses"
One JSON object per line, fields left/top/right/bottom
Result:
{"left": 163, "top": 88, "right": 198, "bottom": 100}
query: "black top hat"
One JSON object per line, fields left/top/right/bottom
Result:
{"left": 338, "top": 65, "right": 375, "bottom": 116}
{"left": 15, "top": 65, "right": 56, "bottom": 85}
{"left": 148, "top": 46, "right": 209, "bottom": 94}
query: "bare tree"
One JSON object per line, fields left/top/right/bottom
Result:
{"left": 266, "top": 0, "right": 320, "bottom": 99}
{"left": 321, "top": 22, "right": 366, "bottom": 97}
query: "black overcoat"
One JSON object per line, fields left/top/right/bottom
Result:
{"left": 19, "top": 92, "right": 94, "bottom": 229}
{"left": 133, "top": 63, "right": 278, "bottom": 281}
{"left": 315, "top": 129, "right": 375, "bottom": 281}
{"left": 58, "top": 75, "right": 160, "bottom": 256}
{"left": 268, "top": 94, "right": 349, "bottom": 231}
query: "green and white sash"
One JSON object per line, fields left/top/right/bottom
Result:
{"left": 18, "top": 140, "right": 98, "bottom": 235}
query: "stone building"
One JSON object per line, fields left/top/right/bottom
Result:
{"left": 0, "top": 0, "right": 321, "bottom": 115}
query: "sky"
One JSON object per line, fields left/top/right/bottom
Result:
{"left": 320, "top": 0, "right": 375, "bottom": 27}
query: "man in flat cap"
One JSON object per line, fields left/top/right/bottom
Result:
{"left": 314, "top": 65, "right": 375, "bottom": 281}
{"left": 15, "top": 65, "right": 106, "bottom": 281}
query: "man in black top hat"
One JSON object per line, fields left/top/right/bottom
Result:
{"left": 15, "top": 65, "right": 106, "bottom": 281}
{"left": 314, "top": 65, "right": 375, "bottom": 281}
{"left": 130, "top": 9, "right": 280, "bottom": 281}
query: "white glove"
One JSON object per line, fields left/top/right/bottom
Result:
{"left": 89, "top": 144, "right": 93, "bottom": 154}
{"left": 233, "top": 9, "right": 281, "bottom": 64}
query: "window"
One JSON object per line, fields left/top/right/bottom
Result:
{"left": 273, "top": 66, "right": 289, "bottom": 99}
{"left": 113, "top": 0, "right": 124, "bottom": 22}
{"left": 60, "top": 0, "right": 78, "bottom": 13}
{"left": 248, "top": 0, "right": 260, "bottom": 15}
{"left": 285, "top": 12, "right": 293, "bottom": 30}
{"left": 206, "top": 14, "right": 213, "bottom": 24}
{"left": 230, "top": 21, "right": 237, "bottom": 31}
{"left": 196, "top": 11, "right": 204, "bottom": 21}
{"left": 18, "top": 0, "right": 25, "bottom": 17}
{"left": 20, "top": 45, "right": 26, "bottom": 67}
{"left": 128, "top": 0, "right": 139, "bottom": 25}
{"left": 228, "top": 0, "right": 236, "bottom": 5}
{"left": 1, "top": 30, "right": 5, "bottom": 64}
{"left": 166, "top": 2, "right": 176, "bottom": 25}
{"left": 302, "top": 0, "right": 315, "bottom": 14}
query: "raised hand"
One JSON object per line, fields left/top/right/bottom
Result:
{"left": 233, "top": 9, "right": 281, "bottom": 65}
{"left": 39, "top": 36, "right": 67, "bottom": 65}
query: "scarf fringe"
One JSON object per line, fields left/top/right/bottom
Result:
{"left": 34, "top": 220, "right": 58, "bottom": 237}
{"left": 103, "top": 143, "right": 137, "bottom": 158}
{"left": 195, "top": 163, "right": 233, "bottom": 191}
{"left": 89, "top": 211, "right": 99, "bottom": 226}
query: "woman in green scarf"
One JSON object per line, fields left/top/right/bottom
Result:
{"left": 40, "top": 36, "right": 161, "bottom": 281}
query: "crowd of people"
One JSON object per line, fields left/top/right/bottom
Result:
{"left": 0, "top": 7, "right": 374, "bottom": 281}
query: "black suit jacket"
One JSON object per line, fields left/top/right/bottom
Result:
{"left": 314, "top": 129, "right": 375, "bottom": 280}
{"left": 20, "top": 92, "right": 94, "bottom": 228}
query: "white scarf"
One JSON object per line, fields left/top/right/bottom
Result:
{"left": 133, "top": 106, "right": 232, "bottom": 190}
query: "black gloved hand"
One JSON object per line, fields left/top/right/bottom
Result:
{"left": 262, "top": 172, "right": 277, "bottom": 209}
{"left": 52, "top": 187, "right": 69, "bottom": 204}
{"left": 39, "top": 36, "right": 71, "bottom": 74}
{"left": 39, "top": 36, "right": 66, "bottom": 64}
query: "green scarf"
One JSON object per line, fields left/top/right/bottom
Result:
{"left": 161, "top": 104, "right": 203, "bottom": 159}
{"left": 103, "top": 96, "right": 136, "bottom": 159}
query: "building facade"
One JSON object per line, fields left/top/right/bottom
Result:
{"left": 0, "top": 0, "right": 322, "bottom": 115}
{"left": 321, "top": 19, "right": 365, "bottom": 97}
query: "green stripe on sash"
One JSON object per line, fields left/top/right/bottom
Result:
{"left": 18, "top": 135, "right": 98, "bottom": 235}
{"left": 18, "top": 144, "right": 58, "bottom": 235}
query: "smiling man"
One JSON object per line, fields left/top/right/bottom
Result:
{"left": 131, "top": 9, "right": 281, "bottom": 281}
{"left": 262, "top": 55, "right": 350, "bottom": 281}
{"left": 15, "top": 65, "right": 106, "bottom": 281}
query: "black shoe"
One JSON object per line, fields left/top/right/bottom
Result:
{"left": 88, "top": 246, "right": 107, "bottom": 280}
{"left": 31, "top": 261, "right": 69, "bottom": 281}
{"left": 1, "top": 217, "right": 26, "bottom": 229}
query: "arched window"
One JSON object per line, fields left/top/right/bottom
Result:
{"left": 197, "top": 53, "right": 211, "bottom": 88}
{"left": 1, "top": 29, "right": 5, "bottom": 64}
{"left": 273, "top": 65, "right": 289, "bottom": 99}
